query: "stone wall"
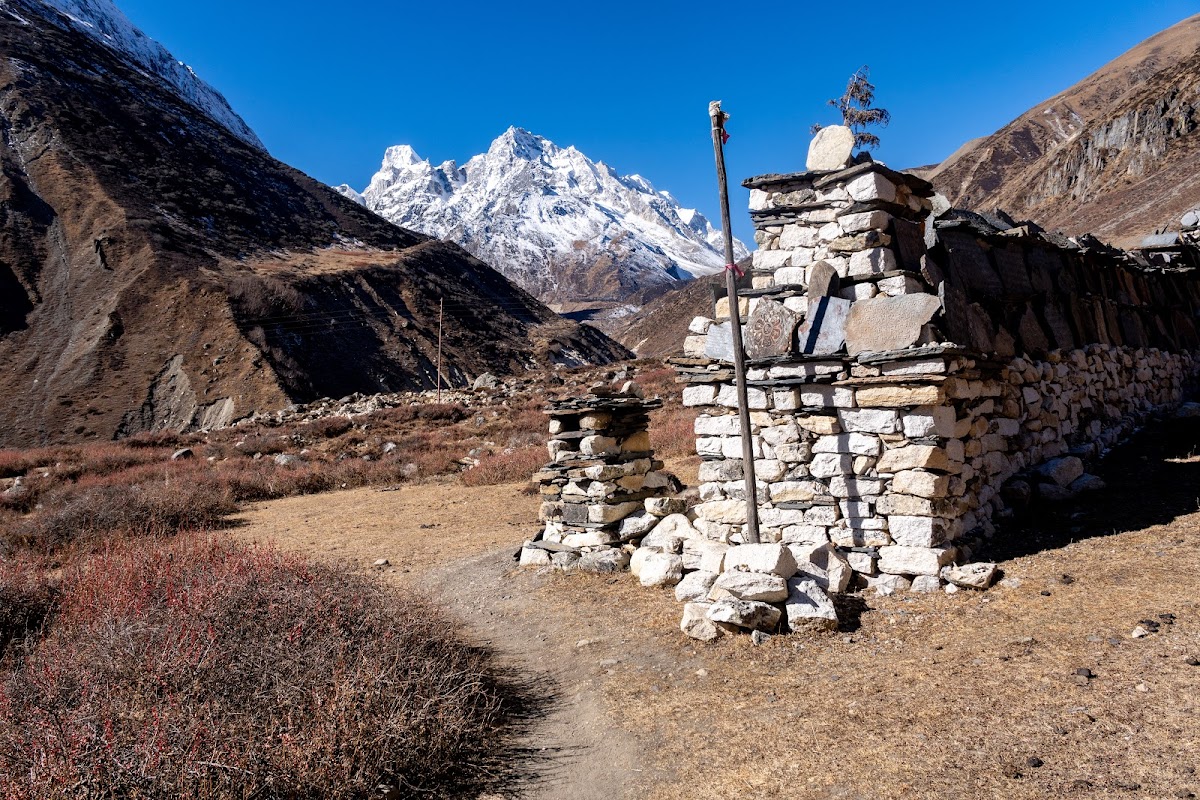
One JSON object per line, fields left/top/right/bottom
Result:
{"left": 673, "top": 161, "right": 1200, "bottom": 597}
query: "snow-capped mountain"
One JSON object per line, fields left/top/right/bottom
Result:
{"left": 7, "top": 0, "right": 263, "bottom": 149}
{"left": 340, "top": 127, "right": 747, "bottom": 306}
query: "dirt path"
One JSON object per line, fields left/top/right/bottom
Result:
{"left": 233, "top": 433, "right": 1200, "bottom": 799}
{"left": 232, "top": 478, "right": 651, "bottom": 799}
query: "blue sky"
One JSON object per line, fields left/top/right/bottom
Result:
{"left": 118, "top": 0, "right": 1199, "bottom": 243}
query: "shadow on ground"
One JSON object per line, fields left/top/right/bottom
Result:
{"left": 984, "top": 416, "right": 1200, "bottom": 562}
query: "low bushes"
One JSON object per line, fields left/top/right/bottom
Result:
{"left": 0, "top": 539, "right": 524, "bottom": 799}
{"left": 461, "top": 446, "right": 547, "bottom": 487}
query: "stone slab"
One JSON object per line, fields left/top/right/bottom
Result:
{"left": 806, "top": 125, "right": 855, "bottom": 171}
{"left": 797, "top": 296, "right": 852, "bottom": 356}
{"left": 744, "top": 298, "right": 801, "bottom": 360}
{"left": 844, "top": 294, "right": 941, "bottom": 356}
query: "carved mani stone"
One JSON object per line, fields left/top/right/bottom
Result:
{"left": 744, "top": 298, "right": 801, "bottom": 360}
{"left": 843, "top": 294, "right": 942, "bottom": 356}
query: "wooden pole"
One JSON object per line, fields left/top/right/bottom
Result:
{"left": 709, "top": 101, "right": 761, "bottom": 545}
{"left": 436, "top": 297, "right": 444, "bottom": 403}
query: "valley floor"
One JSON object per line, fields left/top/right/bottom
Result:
{"left": 233, "top": 439, "right": 1200, "bottom": 799}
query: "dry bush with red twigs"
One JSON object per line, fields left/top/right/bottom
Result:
{"left": 0, "top": 539, "right": 532, "bottom": 799}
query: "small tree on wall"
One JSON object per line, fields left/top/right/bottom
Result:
{"left": 811, "top": 66, "right": 891, "bottom": 151}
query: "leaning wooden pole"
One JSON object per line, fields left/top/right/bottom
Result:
{"left": 709, "top": 101, "right": 761, "bottom": 545}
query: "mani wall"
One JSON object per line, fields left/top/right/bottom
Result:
{"left": 520, "top": 157, "right": 1200, "bottom": 641}
{"left": 673, "top": 161, "right": 1200, "bottom": 597}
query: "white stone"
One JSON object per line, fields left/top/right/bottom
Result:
{"left": 828, "top": 476, "right": 883, "bottom": 497}
{"left": 838, "top": 210, "right": 891, "bottom": 233}
{"left": 812, "top": 433, "right": 881, "bottom": 456}
{"left": 619, "top": 511, "right": 659, "bottom": 539}
{"left": 769, "top": 480, "right": 830, "bottom": 503}
{"left": 724, "top": 543, "right": 798, "bottom": 577}
{"left": 576, "top": 548, "right": 630, "bottom": 574}
{"left": 877, "top": 545, "right": 952, "bottom": 576}
{"left": 845, "top": 171, "right": 897, "bottom": 203}
{"left": 787, "top": 542, "right": 852, "bottom": 593}
{"left": 680, "top": 602, "right": 727, "bottom": 641}
{"left": 675, "top": 571, "right": 719, "bottom": 602}
{"left": 519, "top": 546, "right": 552, "bottom": 567}
{"left": 848, "top": 247, "right": 897, "bottom": 278}
{"left": 810, "top": 453, "right": 854, "bottom": 478}
{"left": 782, "top": 525, "right": 829, "bottom": 544}
{"left": 869, "top": 573, "right": 912, "bottom": 596}
{"left": 688, "top": 316, "right": 714, "bottom": 335}
{"left": 639, "top": 552, "right": 684, "bottom": 587}
{"left": 784, "top": 578, "right": 839, "bottom": 631}
{"left": 580, "top": 435, "right": 619, "bottom": 456}
{"left": 877, "top": 275, "right": 924, "bottom": 296}
{"left": 748, "top": 189, "right": 771, "bottom": 212}
{"left": 588, "top": 501, "right": 642, "bottom": 524}
{"left": 887, "top": 515, "right": 951, "bottom": 547}
{"left": 682, "top": 385, "right": 718, "bottom": 407}
{"left": 752, "top": 249, "right": 792, "bottom": 270}
{"left": 706, "top": 599, "right": 781, "bottom": 632}
{"left": 901, "top": 406, "right": 957, "bottom": 438}
{"left": 694, "top": 415, "right": 742, "bottom": 436}
{"left": 645, "top": 497, "right": 686, "bottom": 518}
{"left": 806, "top": 125, "right": 855, "bottom": 171}
{"left": 941, "top": 562, "right": 998, "bottom": 590}
{"left": 774, "top": 266, "right": 807, "bottom": 286}
{"left": 800, "top": 385, "right": 856, "bottom": 408}
{"left": 909, "top": 575, "right": 942, "bottom": 593}
{"left": 779, "top": 224, "right": 820, "bottom": 249}
{"left": 695, "top": 499, "right": 747, "bottom": 524}
{"left": 717, "top": 384, "right": 769, "bottom": 410}
{"left": 683, "top": 538, "right": 729, "bottom": 572}
{"left": 838, "top": 408, "right": 900, "bottom": 434}
{"left": 710, "top": 570, "right": 789, "bottom": 602}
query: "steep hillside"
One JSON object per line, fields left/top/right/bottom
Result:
{"left": 339, "top": 128, "right": 747, "bottom": 311}
{"left": 929, "top": 14, "right": 1200, "bottom": 245}
{"left": 614, "top": 274, "right": 722, "bottom": 358}
{"left": 0, "top": 0, "right": 626, "bottom": 447}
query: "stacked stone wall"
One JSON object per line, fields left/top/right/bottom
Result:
{"left": 674, "top": 161, "right": 1200, "bottom": 596}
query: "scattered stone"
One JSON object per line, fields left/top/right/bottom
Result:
{"left": 171, "top": 447, "right": 194, "bottom": 461}
{"left": 680, "top": 602, "right": 728, "bottom": 642}
{"left": 941, "top": 562, "right": 998, "bottom": 590}
{"left": 706, "top": 599, "right": 781, "bottom": 632}
{"left": 710, "top": 570, "right": 788, "bottom": 603}
{"left": 273, "top": 453, "right": 300, "bottom": 467}
{"left": 472, "top": 372, "right": 499, "bottom": 390}
{"left": 787, "top": 541, "right": 852, "bottom": 593}
{"left": 750, "top": 630, "right": 772, "bottom": 646}
{"left": 909, "top": 575, "right": 942, "bottom": 593}
{"left": 638, "top": 552, "right": 684, "bottom": 588}
{"left": 519, "top": 546, "right": 552, "bottom": 567}
{"left": 783, "top": 578, "right": 838, "bottom": 632}
{"left": 1069, "top": 474, "right": 1106, "bottom": 493}
{"left": 1036, "top": 456, "right": 1085, "bottom": 488}
{"left": 675, "top": 571, "right": 719, "bottom": 603}
{"left": 373, "top": 558, "right": 389, "bottom": 567}
{"left": 1130, "top": 626, "right": 1151, "bottom": 639}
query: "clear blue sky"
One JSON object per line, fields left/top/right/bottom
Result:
{"left": 118, "top": 0, "right": 1199, "bottom": 243}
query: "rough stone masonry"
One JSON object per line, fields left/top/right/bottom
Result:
{"left": 522, "top": 142, "right": 1200, "bottom": 641}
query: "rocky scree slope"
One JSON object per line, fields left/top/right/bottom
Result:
{"left": 338, "top": 128, "right": 748, "bottom": 311}
{"left": 928, "top": 14, "right": 1200, "bottom": 247}
{"left": 0, "top": 1, "right": 626, "bottom": 447}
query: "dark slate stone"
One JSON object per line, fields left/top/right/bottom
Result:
{"left": 891, "top": 218, "right": 926, "bottom": 271}
{"left": 1042, "top": 300, "right": 1077, "bottom": 351}
{"left": 940, "top": 231, "right": 1004, "bottom": 299}
{"left": 992, "top": 243, "right": 1034, "bottom": 296}
{"left": 1016, "top": 304, "right": 1050, "bottom": 356}
{"left": 807, "top": 261, "right": 840, "bottom": 297}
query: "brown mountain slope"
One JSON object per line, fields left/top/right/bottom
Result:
{"left": 0, "top": 1, "right": 626, "bottom": 446}
{"left": 613, "top": 274, "right": 721, "bottom": 357}
{"left": 928, "top": 14, "right": 1200, "bottom": 246}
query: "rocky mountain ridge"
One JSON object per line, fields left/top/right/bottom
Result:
{"left": 8, "top": 0, "right": 264, "bottom": 148}
{"left": 928, "top": 14, "right": 1200, "bottom": 246}
{"left": 0, "top": 0, "right": 626, "bottom": 447}
{"left": 338, "top": 127, "right": 747, "bottom": 312}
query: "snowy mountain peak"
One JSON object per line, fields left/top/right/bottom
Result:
{"left": 347, "top": 128, "right": 747, "bottom": 307}
{"left": 21, "top": 0, "right": 264, "bottom": 150}
{"left": 382, "top": 143, "right": 424, "bottom": 169}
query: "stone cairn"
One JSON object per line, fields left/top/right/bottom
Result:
{"left": 519, "top": 383, "right": 684, "bottom": 573}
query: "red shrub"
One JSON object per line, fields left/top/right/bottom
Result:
{"left": 0, "top": 539, "right": 523, "bottom": 799}
{"left": 461, "top": 446, "right": 547, "bottom": 487}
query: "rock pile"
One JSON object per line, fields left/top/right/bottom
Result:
{"left": 520, "top": 385, "right": 678, "bottom": 571}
